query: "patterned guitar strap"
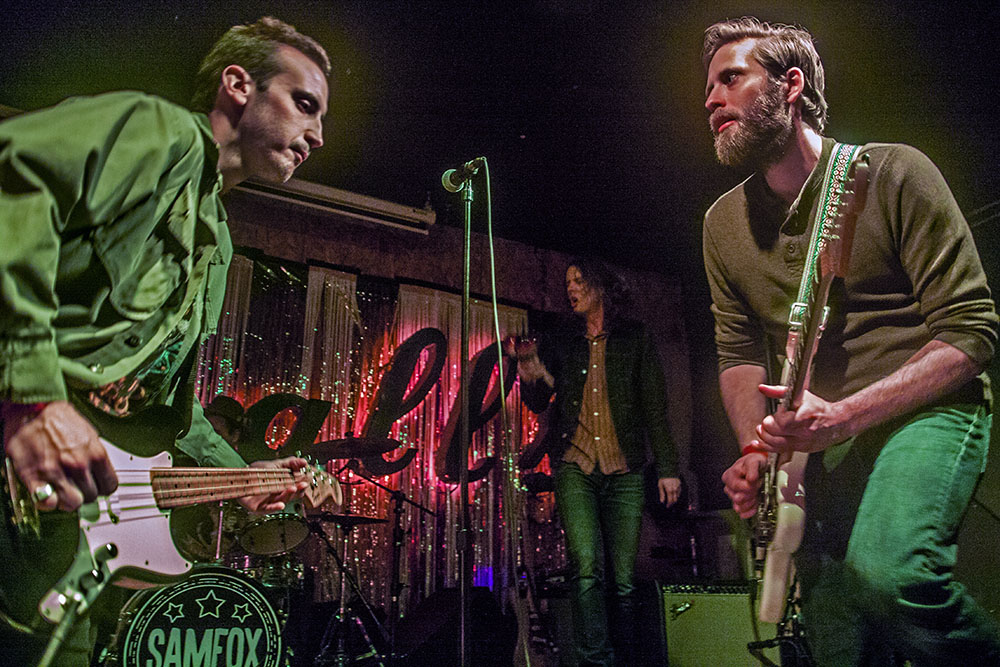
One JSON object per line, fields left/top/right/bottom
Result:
{"left": 788, "top": 143, "right": 863, "bottom": 339}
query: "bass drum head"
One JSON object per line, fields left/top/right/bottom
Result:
{"left": 114, "top": 567, "right": 283, "bottom": 667}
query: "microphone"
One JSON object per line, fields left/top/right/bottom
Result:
{"left": 441, "top": 157, "right": 486, "bottom": 193}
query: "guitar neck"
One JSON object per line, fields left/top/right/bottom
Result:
{"left": 150, "top": 467, "right": 297, "bottom": 509}
{"left": 781, "top": 273, "right": 834, "bottom": 412}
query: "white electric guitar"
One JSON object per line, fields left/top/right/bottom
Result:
{"left": 2, "top": 404, "right": 341, "bottom": 632}
{"left": 755, "top": 145, "right": 869, "bottom": 623}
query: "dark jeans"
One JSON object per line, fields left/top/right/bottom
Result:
{"left": 798, "top": 402, "right": 1000, "bottom": 666}
{"left": 554, "top": 462, "right": 644, "bottom": 667}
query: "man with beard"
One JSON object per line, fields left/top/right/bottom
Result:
{"left": 702, "top": 17, "right": 1000, "bottom": 665}
{"left": 0, "top": 17, "right": 329, "bottom": 665}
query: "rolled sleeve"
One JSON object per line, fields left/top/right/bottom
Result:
{"left": 888, "top": 146, "right": 997, "bottom": 368}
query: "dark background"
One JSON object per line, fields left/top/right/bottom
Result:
{"left": 3, "top": 0, "right": 998, "bottom": 278}
{"left": 3, "top": 0, "right": 1000, "bottom": 625}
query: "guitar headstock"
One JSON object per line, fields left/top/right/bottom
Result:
{"left": 820, "top": 156, "right": 870, "bottom": 278}
{"left": 300, "top": 464, "right": 343, "bottom": 509}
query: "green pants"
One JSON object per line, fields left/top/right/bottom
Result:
{"left": 798, "top": 402, "right": 1000, "bottom": 665}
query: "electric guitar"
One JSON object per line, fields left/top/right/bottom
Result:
{"left": 1, "top": 404, "right": 341, "bottom": 631}
{"left": 755, "top": 145, "right": 869, "bottom": 623}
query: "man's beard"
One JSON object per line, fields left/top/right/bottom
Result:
{"left": 713, "top": 80, "right": 794, "bottom": 169}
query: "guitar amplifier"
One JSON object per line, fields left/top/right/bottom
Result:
{"left": 660, "top": 582, "right": 781, "bottom": 666}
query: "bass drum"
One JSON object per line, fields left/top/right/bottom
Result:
{"left": 101, "top": 567, "right": 283, "bottom": 667}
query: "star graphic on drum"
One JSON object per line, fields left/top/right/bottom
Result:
{"left": 232, "top": 602, "right": 254, "bottom": 623}
{"left": 164, "top": 601, "right": 185, "bottom": 623}
{"left": 196, "top": 589, "right": 225, "bottom": 618}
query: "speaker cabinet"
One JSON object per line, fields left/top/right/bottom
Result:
{"left": 661, "top": 583, "right": 780, "bottom": 666}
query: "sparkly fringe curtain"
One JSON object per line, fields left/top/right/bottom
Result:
{"left": 300, "top": 266, "right": 361, "bottom": 442}
{"left": 195, "top": 254, "right": 254, "bottom": 402}
{"left": 193, "top": 253, "right": 558, "bottom": 621}
{"left": 391, "top": 286, "right": 530, "bottom": 603}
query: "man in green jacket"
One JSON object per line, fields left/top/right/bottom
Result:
{"left": 0, "top": 17, "right": 329, "bottom": 665}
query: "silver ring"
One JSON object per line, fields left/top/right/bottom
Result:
{"left": 31, "top": 483, "right": 55, "bottom": 504}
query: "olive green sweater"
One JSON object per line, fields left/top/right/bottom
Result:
{"left": 703, "top": 138, "right": 997, "bottom": 403}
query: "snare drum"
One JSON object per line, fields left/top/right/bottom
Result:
{"left": 225, "top": 553, "right": 305, "bottom": 590}
{"left": 239, "top": 500, "right": 309, "bottom": 556}
{"left": 102, "top": 567, "right": 283, "bottom": 667}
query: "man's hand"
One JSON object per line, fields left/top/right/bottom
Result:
{"left": 755, "top": 384, "right": 850, "bottom": 454}
{"left": 4, "top": 401, "right": 117, "bottom": 512}
{"left": 722, "top": 452, "right": 768, "bottom": 518}
{"left": 238, "top": 456, "right": 309, "bottom": 513}
{"left": 502, "top": 336, "right": 554, "bottom": 387}
{"left": 658, "top": 477, "right": 682, "bottom": 506}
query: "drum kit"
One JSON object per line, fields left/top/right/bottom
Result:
{"left": 100, "top": 435, "right": 433, "bottom": 667}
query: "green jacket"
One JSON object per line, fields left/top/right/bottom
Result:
{"left": 0, "top": 91, "right": 243, "bottom": 467}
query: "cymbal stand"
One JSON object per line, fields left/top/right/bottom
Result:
{"left": 310, "top": 518, "right": 386, "bottom": 667}
{"left": 346, "top": 463, "right": 436, "bottom": 657}
{"left": 213, "top": 500, "right": 225, "bottom": 561}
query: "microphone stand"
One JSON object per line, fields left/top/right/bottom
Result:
{"left": 346, "top": 463, "right": 436, "bottom": 660}
{"left": 458, "top": 178, "right": 473, "bottom": 667}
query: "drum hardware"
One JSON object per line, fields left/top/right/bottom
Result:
{"left": 340, "top": 459, "right": 436, "bottom": 659}
{"left": 170, "top": 500, "right": 248, "bottom": 562}
{"left": 240, "top": 500, "right": 311, "bottom": 556}
{"left": 310, "top": 436, "right": 402, "bottom": 461}
{"left": 308, "top": 512, "right": 389, "bottom": 666}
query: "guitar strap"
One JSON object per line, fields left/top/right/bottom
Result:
{"left": 788, "top": 143, "right": 863, "bottom": 334}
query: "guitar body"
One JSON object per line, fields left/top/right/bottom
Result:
{"left": 39, "top": 442, "right": 192, "bottom": 624}
{"left": 1, "top": 404, "right": 340, "bottom": 632}
{"left": 757, "top": 451, "right": 807, "bottom": 623}
{"left": 1, "top": 406, "right": 188, "bottom": 632}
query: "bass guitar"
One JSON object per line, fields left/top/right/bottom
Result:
{"left": 755, "top": 144, "right": 869, "bottom": 623}
{"left": 1, "top": 404, "right": 340, "bottom": 635}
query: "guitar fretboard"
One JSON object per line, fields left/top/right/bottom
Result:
{"left": 149, "top": 468, "right": 299, "bottom": 508}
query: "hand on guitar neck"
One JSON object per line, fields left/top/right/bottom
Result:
{"left": 240, "top": 456, "right": 311, "bottom": 513}
{"left": 3, "top": 400, "right": 311, "bottom": 517}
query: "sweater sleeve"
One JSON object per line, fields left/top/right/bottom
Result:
{"left": 703, "top": 195, "right": 770, "bottom": 374}
{"left": 881, "top": 145, "right": 997, "bottom": 367}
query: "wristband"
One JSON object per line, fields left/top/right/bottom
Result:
{"left": 741, "top": 444, "right": 769, "bottom": 457}
{"left": 1, "top": 402, "right": 50, "bottom": 439}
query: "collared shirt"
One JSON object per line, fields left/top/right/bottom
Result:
{"left": 563, "top": 333, "right": 628, "bottom": 475}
